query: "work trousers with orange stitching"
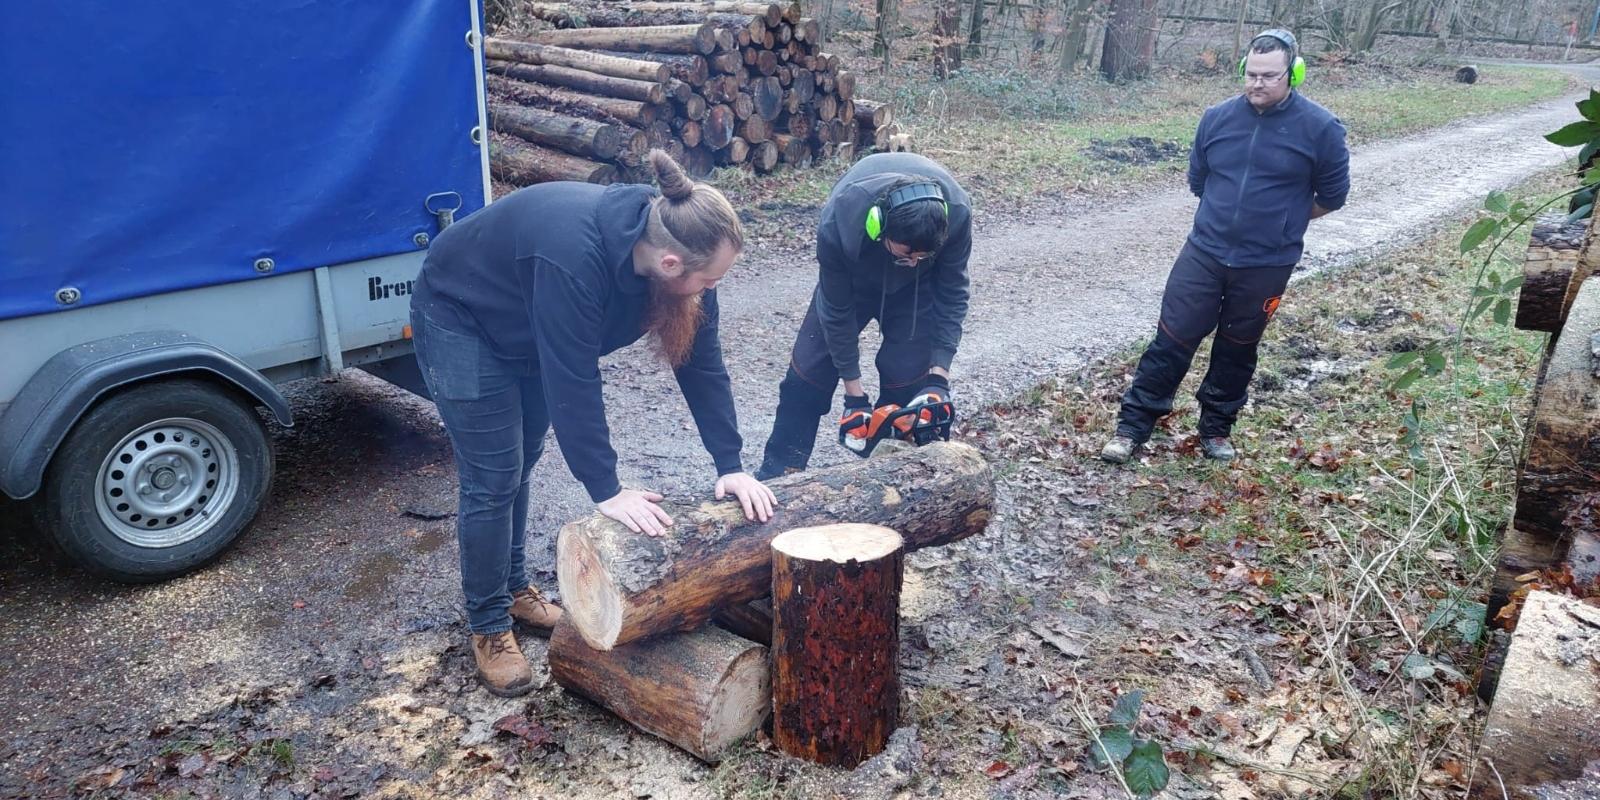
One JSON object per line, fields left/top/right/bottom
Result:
{"left": 1117, "top": 241, "right": 1293, "bottom": 443}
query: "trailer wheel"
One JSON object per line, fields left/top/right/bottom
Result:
{"left": 35, "top": 378, "right": 274, "bottom": 582}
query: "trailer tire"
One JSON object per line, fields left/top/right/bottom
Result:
{"left": 35, "top": 378, "right": 274, "bottom": 582}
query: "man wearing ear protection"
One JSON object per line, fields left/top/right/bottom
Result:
{"left": 1102, "top": 29, "right": 1349, "bottom": 465}
{"left": 755, "top": 152, "right": 972, "bottom": 479}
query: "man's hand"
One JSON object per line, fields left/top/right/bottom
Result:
{"left": 1310, "top": 202, "right": 1333, "bottom": 220}
{"left": 838, "top": 392, "right": 874, "bottom": 451}
{"left": 598, "top": 489, "right": 673, "bottom": 537}
{"left": 715, "top": 472, "right": 777, "bottom": 523}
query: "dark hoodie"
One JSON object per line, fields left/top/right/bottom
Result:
{"left": 813, "top": 152, "right": 973, "bottom": 382}
{"left": 411, "top": 182, "right": 742, "bottom": 502}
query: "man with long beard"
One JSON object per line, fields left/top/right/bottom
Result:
{"left": 410, "top": 150, "right": 776, "bottom": 697}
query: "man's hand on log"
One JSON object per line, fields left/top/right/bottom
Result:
{"left": 598, "top": 489, "right": 674, "bottom": 537}
{"left": 714, "top": 472, "right": 777, "bottom": 523}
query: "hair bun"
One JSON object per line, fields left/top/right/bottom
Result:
{"left": 649, "top": 149, "right": 694, "bottom": 201}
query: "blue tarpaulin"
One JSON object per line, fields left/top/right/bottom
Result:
{"left": 0, "top": 1, "right": 489, "bottom": 321}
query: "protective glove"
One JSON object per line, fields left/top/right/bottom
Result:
{"left": 908, "top": 374, "right": 951, "bottom": 407}
{"left": 838, "top": 393, "right": 874, "bottom": 452}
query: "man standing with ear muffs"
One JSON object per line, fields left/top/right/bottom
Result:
{"left": 755, "top": 152, "right": 972, "bottom": 480}
{"left": 1102, "top": 28, "right": 1350, "bottom": 465}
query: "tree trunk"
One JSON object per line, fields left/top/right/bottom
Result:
{"left": 875, "top": 0, "right": 898, "bottom": 59}
{"left": 1517, "top": 219, "right": 1589, "bottom": 332}
{"left": 623, "top": 1, "right": 786, "bottom": 27}
{"left": 1100, "top": 0, "right": 1158, "bottom": 80}
{"left": 771, "top": 525, "right": 903, "bottom": 768}
{"left": 1471, "top": 591, "right": 1600, "bottom": 796}
{"left": 489, "top": 133, "right": 618, "bottom": 185}
{"left": 1060, "top": 0, "right": 1099, "bottom": 73}
{"left": 934, "top": 0, "right": 964, "bottom": 78}
{"left": 556, "top": 441, "right": 993, "bottom": 650}
{"left": 486, "top": 60, "right": 667, "bottom": 103}
{"left": 1513, "top": 277, "right": 1600, "bottom": 556}
{"left": 490, "top": 103, "right": 626, "bottom": 160}
{"left": 483, "top": 39, "right": 671, "bottom": 83}
{"left": 487, "top": 74, "right": 661, "bottom": 127}
{"left": 593, "top": 50, "right": 709, "bottom": 85}
{"left": 1234, "top": 0, "right": 1250, "bottom": 60}
{"left": 548, "top": 620, "right": 770, "bottom": 763}
{"left": 533, "top": 23, "right": 718, "bottom": 55}
{"left": 967, "top": 0, "right": 986, "bottom": 57}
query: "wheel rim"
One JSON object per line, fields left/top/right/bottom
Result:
{"left": 94, "top": 417, "right": 242, "bottom": 549}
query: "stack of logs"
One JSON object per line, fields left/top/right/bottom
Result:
{"left": 545, "top": 441, "right": 994, "bottom": 764}
{"left": 482, "top": 1, "right": 899, "bottom": 190}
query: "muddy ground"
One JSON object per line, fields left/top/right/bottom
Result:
{"left": 0, "top": 84, "right": 1591, "bottom": 799}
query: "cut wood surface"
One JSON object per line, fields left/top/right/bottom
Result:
{"left": 771, "top": 524, "right": 903, "bottom": 768}
{"left": 556, "top": 441, "right": 993, "bottom": 650}
{"left": 488, "top": 74, "right": 659, "bottom": 127}
{"left": 1517, "top": 217, "right": 1589, "bottom": 332}
{"left": 1470, "top": 591, "right": 1600, "bottom": 797}
{"left": 482, "top": 39, "right": 670, "bottom": 83}
{"left": 548, "top": 620, "right": 769, "bottom": 763}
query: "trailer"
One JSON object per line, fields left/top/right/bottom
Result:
{"left": 0, "top": 3, "right": 493, "bottom": 581}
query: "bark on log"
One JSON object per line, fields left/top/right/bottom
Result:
{"left": 683, "top": 145, "right": 715, "bottom": 178}
{"left": 490, "top": 103, "right": 625, "bottom": 160}
{"left": 836, "top": 70, "right": 857, "bottom": 102}
{"left": 487, "top": 59, "right": 667, "bottom": 103}
{"left": 711, "top": 50, "right": 744, "bottom": 74}
{"left": 533, "top": 23, "right": 717, "bottom": 55}
{"left": 666, "top": 78, "right": 694, "bottom": 104}
{"left": 771, "top": 132, "right": 809, "bottom": 164}
{"left": 1518, "top": 218, "right": 1592, "bottom": 333}
{"left": 595, "top": 50, "right": 709, "bottom": 85}
{"left": 548, "top": 620, "right": 770, "bottom": 763}
{"left": 1514, "top": 278, "right": 1600, "bottom": 545}
{"left": 792, "top": 68, "right": 816, "bottom": 103}
{"left": 1471, "top": 591, "right": 1600, "bottom": 797}
{"left": 623, "top": 1, "right": 785, "bottom": 27}
{"left": 751, "top": 139, "right": 780, "bottom": 172}
{"left": 674, "top": 117, "right": 704, "bottom": 148}
{"left": 483, "top": 39, "right": 671, "bottom": 83}
{"left": 721, "top": 136, "right": 752, "bottom": 165}
{"left": 753, "top": 76, "right": 784, "bottom": 121}
{"left": 704, "top": 104, "right": 737, "bottom": 148}
{"left": 488, "top": 74, "right": 659, "bottom": 126}
{"left": 771, "top": 524, "right": 903, "bottom": 768}
{"left": 490, "top": 133, "right": 618, "bottom": 185}
{"left": 816, "top": 93, "right": 838, "bottom": 122}
{"left": 556, "top": 441, "right": 992, "bottom": 650}
{"left": 713, "top": 598, "right": 773, "bottom": 643}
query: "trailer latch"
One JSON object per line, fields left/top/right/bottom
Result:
{"left": 426, "top": 192, "right": 463, "bottom": 232}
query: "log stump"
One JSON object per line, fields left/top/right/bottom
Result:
{"left": 771, "top": 524, "right": 904, "bottom": 768}
{"left": 1455, "top": 65, "right": 1479, "bottom": 84}
{"left": 1517, "top": 217, "right": 1590, "bottom": 333}
{"left": 556, "top": 441, "right": 992, "bottom": 651}
{"left": 1471, "top": 591, "right": 1600, "bottom": 797}
{"left": 548, "top": 619, "right": 769, "bottom": 763}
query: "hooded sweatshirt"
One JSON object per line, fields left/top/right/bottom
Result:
{"left": 813, "top": 152, "right": 973, "bottom": 382}
{"left": 412, "top": 182, "right": 741, "bottom": 502}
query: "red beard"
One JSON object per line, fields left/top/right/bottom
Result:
{"left": 645, "top": 283, "right": 705, "bottom": 367}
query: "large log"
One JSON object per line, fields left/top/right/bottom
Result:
{"left": 522, "top": 3, "right": 765, "bottom": 38}
{"left": 1470, "top": 591, "right": 1600, "bottom": 797}
{"left": 703, "top": 104, "right": 736, "bottom": 148}
{"left": 1518, "top": 217, "right": 1592, "bottom": 333}
{"left": 753, "top": 75, "right": 784, "bottom": 121}
{"left": 482, "top": 39, "right": 670, "bottom": 83}
{"left": 548, "top": 620, "right": 769, "bottom": 763}
{"left": 682, "top": 145, "right": 716, "bottom": 178}
{"left": 1514, "top": 278, "right": 1600, "bottom": 545}
{"left": 556, "top": 441, "right": 992, "bottom": 650}
{"left": 532, "top": 23, "right": 717, "bottom": 55}
{"left": 491, "top": 104, "right": 625, "bottom": 161}
{"left": 623, "top": 1, "right": 785, "bottom": 27}
{"left": 836, "top": 70, "right": 857, "bottom": 102}
{"left": 594, "top": 50, "right": 709, "bottom": 85}
{"left": 489, "top": 133, "right": 618, "bottom": 185}
{"left": 676, "top": 91, "right": 709, "bottom": 121}
{"left": 488, "top": 74, "right": 659, "bottom": 127}
{"left": 792, "top": 68, "right": 816, "bottom": 103}
{"left": 719, "top": 136, "right": 751, "bottom": 166}
{"left": 751, "top": 139, "right": 780, "bottom": 172}
{"left": 739, "top": 114, "right": 772, "bottom": 144}
{"left": 771, "top": 524, "right": 903, "bottom": 768}
{"left": 673, "top": 117, "right": 704, "bottom": 148}
{"left": 732, "top": 91, "right": 756, "bottom": 121}
{"left": 793, "top": 16, "right": 820, "bottom": 42}
{"left": 486, "top": 59, "right": 667, "bottom": 104}
{"left": 771, "top": 132, "right": 809, "bottom": 164}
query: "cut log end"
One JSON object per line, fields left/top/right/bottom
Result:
{"left": 556, "top": 528, "right": 625, "bottom": 650}
{"left": 703, "top": 645, "right": 771, "bottom": 752}
{"left": 772, "top": 523, "right": 902, "bottom": 563}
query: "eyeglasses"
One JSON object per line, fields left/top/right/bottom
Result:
{"left": 1244, "top": 71, "right": 1285, "bottom": 86}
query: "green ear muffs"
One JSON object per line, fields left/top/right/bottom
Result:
{"left": 1238, "top": 28, "right": 1306, "bottom": 88}
{"left": 865, "top": 181, "right": 949, "bottom": 241}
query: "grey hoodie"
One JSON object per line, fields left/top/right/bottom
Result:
{"left": 814, "top": 152, "right": 973, "bottom": 382}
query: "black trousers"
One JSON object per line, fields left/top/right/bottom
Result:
{"left": 757, "top": 285, "right": 933, "bottom": 479}
{"left": 1117, "top": 242, "right": 1292, "bottom": 442}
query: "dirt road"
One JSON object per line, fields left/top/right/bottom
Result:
{"left": 0, "top": 88, "right": 1585, "bottom": 797}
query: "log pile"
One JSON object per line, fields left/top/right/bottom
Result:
{"left": 482, "top": 1, "right": 899, "bottom": 190}
{"left": 546, "top": 441, "right": 994, "bottom": 763}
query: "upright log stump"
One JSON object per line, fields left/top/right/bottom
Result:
{"left": 547, "top": 620, "right": 770, "bottom": 763}
{"left": 771, "top": 524, "right": 904, "bottom": 768}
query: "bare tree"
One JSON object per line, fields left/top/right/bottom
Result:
{"left": 1101, "top": 0, "right": 1160, "bottom": 78}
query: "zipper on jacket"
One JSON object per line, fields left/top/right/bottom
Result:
{"left": 1226, "top": 114, "right": 1262, "bottom": 266}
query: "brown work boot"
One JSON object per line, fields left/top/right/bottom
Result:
{"left": 470, "top": 631, "right": 535, "bottom": 697}
{"left": 510, "top": 586, "right": 563, "bottom": 637}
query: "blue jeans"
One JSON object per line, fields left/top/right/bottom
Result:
{"left": 410, "top": 304, "right": 549, "bottom": 635}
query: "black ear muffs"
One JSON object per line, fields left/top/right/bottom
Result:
{"left": 865, "top": 181, "right": 948, "bottom": 241}
{"left": 1238, "top": 28, "right": 1306, "bottom": 88}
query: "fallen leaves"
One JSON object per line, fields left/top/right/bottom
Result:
{"left": 492, "top": 714, "right": 554, "bottom": 748}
